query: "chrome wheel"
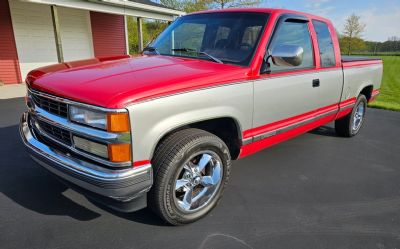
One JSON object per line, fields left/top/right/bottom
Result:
{"left": 352, "top": 102, "right": 365, "bottom": 131}
{"left": 174, "top": 151, "right": 223, "bottom": 213}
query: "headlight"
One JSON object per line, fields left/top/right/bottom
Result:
{"left": 69, "top": 106, "right": 130, "bottom": 132}
{"left": 69, "top": 106, "right": 132, "bottom": 163}
{"left": 69, "top": 106, "right": 107, "bottom": 130}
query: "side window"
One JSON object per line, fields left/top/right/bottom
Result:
{"left": 313, "top": 20, "right": 336, "bottom": 67}
{"left": 268, "top": 21, "right": 314, "bottom": 72}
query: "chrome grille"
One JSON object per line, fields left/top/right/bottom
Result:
{"left": 27, "top": 89, "right": 131, "bottom": 168}
{"left": 31, "top": 92, "right": 68, "bottom": 118}
{"left": 37, "top": 119, "right": 72, "bottom": 146}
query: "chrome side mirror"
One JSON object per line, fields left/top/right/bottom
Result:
{"left": 271, "top": 44, "right": 304, "bottom": 67}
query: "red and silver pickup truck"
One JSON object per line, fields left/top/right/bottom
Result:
{"left": 20, "top": 8, "right": 382, "bottom": 225}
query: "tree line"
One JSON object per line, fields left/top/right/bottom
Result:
{"left": 160, "top": 0, "right": 261, "bottom": 12}
{"left": 339, "top": 14, "right": 400, "bottom": 55}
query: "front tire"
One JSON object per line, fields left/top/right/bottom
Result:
{"left": 148, "top": 128, "right": 231, "bottom": 225}
{"left": 335, "top": 94, "right": 367, "bottom": 137}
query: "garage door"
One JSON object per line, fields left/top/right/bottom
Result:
{"left": 9, "top": 1, "right": 94, "bottom": 80}
{"left": 9, "top": 0, "right": 58, "bottom": 81}
{"left": 58, "top": 7, "right": 94, "bottom": 61}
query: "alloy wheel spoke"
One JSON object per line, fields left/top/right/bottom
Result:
{"left": 174, "top": 151, "right": 223, "bottom": 212}
{"left": 190, "top": 187, "right": 209, "bottom": 209}
{"left": 183, "top": 163, "right": 192, "bottom": 172}
{"left": 182, "top": 187, "right": 193, "bottom": 209}
{"left": 211, "top": 162, "right": 221, "bottom": 183}
{"left": 352, "top": 103, "right": 365, "bottom": 131}
{"left": 197, "top": 153, "right": 212, "bottom": 172}
{"left": 201, "top": 176, "right": 214, "bottom": 187}
{"left": 175, "top": 179, "right": 189, "bottom": 190}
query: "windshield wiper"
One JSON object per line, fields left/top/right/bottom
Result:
{"left": 143, "top": 46, "right": 160, "bottom": 55}
{"left": 171, "top": 48, "right": 223, "bottom": 64}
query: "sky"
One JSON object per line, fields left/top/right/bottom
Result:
{"left": 259, "top": 0, "right": 400, "bottom": 42}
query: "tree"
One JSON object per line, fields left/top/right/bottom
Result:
{"left": 339, "top": 37, "right": 366, "bottom": 54}
{"left": 127, "top": 17, "right": 168, "bottom": 54}
{"left": 183, "top": 0, "right": 209, "bottom": 12}
{"left": 160, "top": 0, "right": 209, "bottom": 12}
{"left": 342, "top": 14, "right": 366, "bottom": 55}
{"left": 161, "top": 0, "right": 261, "bottom": 11}
{"left": 160, "top": 0, "right": 184, "bottom": 10}
{"left": 208, "top": 0, "right": 261, "bottom": 9}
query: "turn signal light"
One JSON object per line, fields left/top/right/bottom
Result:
{"left": 108, "top": 144, "right": 131, "bottom": 162}
{"left": 107, "top": 113, "right": 130, "bottom": 132}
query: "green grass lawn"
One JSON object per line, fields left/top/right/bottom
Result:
{"left": 367, "top": 56, "right": 400, "bottom": 111}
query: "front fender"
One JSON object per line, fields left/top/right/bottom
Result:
{"left": 127, "top": 82, "right": 253, "bottom": 162}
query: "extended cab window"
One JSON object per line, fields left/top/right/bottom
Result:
{"left": 312, "top": 20, "right": 336, "bottom": 67}
{"left": 150, "top": 12, "right": 269, "bottom": 66}
{"left": 268, "top": 21, "right": 314, "bottom": 72}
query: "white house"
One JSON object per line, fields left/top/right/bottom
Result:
{"left": 0, "top": 0, "right": 184, "bottom": 85}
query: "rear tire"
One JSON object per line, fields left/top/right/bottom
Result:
{"left": 148, "top": 128, "right": 231, "bottom": 225}
{"left": 335, "top": 94, "right": 367, "bottom": 137}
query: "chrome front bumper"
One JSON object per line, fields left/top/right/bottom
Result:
{"left": 20, "top": 112, "right": 152, "bottom": 211}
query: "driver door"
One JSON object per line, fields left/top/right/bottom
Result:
{"left": 252, "top": 16, "right": 322, "bottom": 138}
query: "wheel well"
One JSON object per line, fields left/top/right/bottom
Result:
{"left": 154, "top": 118, "right": 242, "bottom": 160}
{"left": 360, "top": 85, "right": 374, "bottom": 101}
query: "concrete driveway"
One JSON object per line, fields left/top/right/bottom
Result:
{"left": 1, "top": 97, "right": 400, "bottom": 249}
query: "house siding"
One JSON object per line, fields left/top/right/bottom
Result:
{"left": 90, "top": 11, "right": 127, "bottom": 57}
{"left": 9, "top": 0, "right": 58, "bottom": 81}
{"left": 0, "top": 0, "right": 22, "bottom": 84}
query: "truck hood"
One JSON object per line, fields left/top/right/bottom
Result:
{"left": 28, "top": 56, "right": 250, "bottom": 108}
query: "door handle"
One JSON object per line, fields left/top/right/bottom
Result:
{"left": 312, "top": 79, "right": 320, "bottom": 87}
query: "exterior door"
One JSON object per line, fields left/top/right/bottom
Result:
{"left": 312, "top": 20, "right": 343, "bottom": 107}
{"left": 253, "top": 17, "right": 321, "bottom": 134}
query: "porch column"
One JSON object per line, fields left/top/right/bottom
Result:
{"left": 124, "top": 15, "right": 129, "bottom": 54}
{"left": 50, "top": 5, "right": 64, "bottom": 63}
{"left": 137, "top": 17, "right": 143, "bottom": 53}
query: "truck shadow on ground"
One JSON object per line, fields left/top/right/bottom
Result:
{"left": 88, "top": 200, "right": 167, "bottom": 226}
{"left": 308, "top": 125, "right": 338, "bottom": 137}
{"left": 0, "top": 124, "right": 102, "bottom": 221}
{"left": 0, "top": 124, "right": 165, "bottom": 225}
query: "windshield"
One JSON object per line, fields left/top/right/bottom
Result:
{"left": 147, "top": 12, "right": 269, "bottom": 66}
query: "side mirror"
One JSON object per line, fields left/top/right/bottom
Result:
{"left": 271, "top": 44, "right": 304, "bottom": 67}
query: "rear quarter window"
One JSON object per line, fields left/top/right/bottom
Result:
{"left": 312, "top": 20, "right": 336, "bottom": 67}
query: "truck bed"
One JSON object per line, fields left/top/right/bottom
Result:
{"left": 341, "top": 56, "right": 381, "bottom": 63}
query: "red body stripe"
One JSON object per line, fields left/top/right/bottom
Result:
{"left": 368, "top": 89, "right": 380, "bottom": 103}
{"left": 342, "top": 60, "right": 382, "bottom": 68}
{"left": 372, "top": 89, "right": 380, "bottom": 95}
{"left": 243, "top": 102, "right": 339, "bottom": 139}
{"left": 239, "top": 112, "right": 336, "bottom": 158}
{"left": 335, "top": 108, "right": 353, "bottom": 119}
{"left": 339, "top": 97, "right": 357, "bottom": 108}
{"left": 133, "top": 160, "right": 151, "bottom": 167}
{"left": 240, "top": 98, "right": 356, "bottom": 158}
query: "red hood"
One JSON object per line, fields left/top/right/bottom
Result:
{"left": 28, "top": 56, "right": 250, "bottom": 108}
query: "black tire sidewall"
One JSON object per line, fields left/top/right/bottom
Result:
{"left": 162, "top": 136, "right": 230, "bottom": 224}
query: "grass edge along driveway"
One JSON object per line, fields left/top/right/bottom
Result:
{"left": 368, "top": 56, "right": 400, "bottom": 111}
